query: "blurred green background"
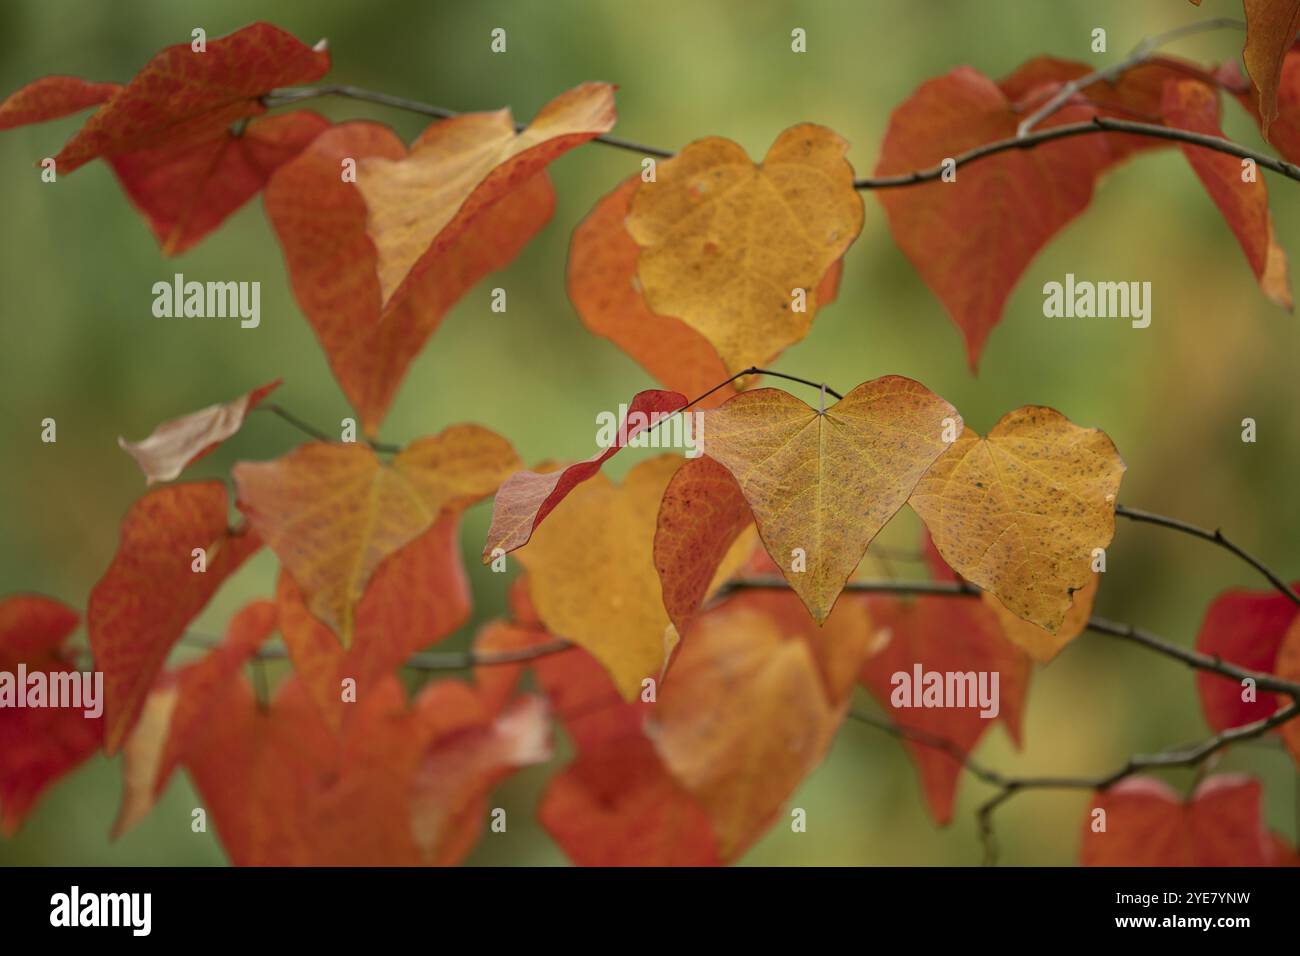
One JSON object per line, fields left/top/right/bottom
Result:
{"left": 2, "top": 0, "right": 1298, "bottom": 866}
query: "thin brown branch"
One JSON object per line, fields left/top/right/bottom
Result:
{"left": 1116, "top": 503, "right": 1300, "bottom": 607}
{"left": 849, "top": 699, "right": 1300, "bottom": 865}
{"left": 1016, "top": 16, "right": 1246, "bottom": 136}
{"left": 254, "top": 403, "right": 403, "bottom": 455}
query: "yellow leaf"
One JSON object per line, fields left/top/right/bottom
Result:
{"left": 518, "top": 455, "right": 682, "bottom": 699}
{"left": 357, "top": 82, "right": 616, "bottom": 308}
{"left": 700, "top": 377, "right": 960, "bottom": 622}
{"left": 234, "top": 425, "right": 518, "bottom": 644}
{"left": 625, "top": 124, "right": 864, "bottom": 374}
{"left": 909, "top": 407, "right": 1125, "bottom": 632}
{"left": 983, "top": 571, "right": 1100, "bottom": 662}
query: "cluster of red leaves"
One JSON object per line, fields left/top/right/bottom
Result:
{"left": 2, "top": 18, "right": 1298, "bottom": 866}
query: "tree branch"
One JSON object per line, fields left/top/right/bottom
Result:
{"left": 1116, "top": 503, "right": 1300, "bottom": 607}
{"left": 1015, "top": 16, "right": 1246, "bottom": 136}
{"left": 259, "top": 17, "right": 1300, "bottom": 196}
{"left": 849, "top": 699, "right": 1300, "bottom": 865}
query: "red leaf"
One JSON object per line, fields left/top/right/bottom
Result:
{"left": 0, "top": 76, "right": 119, "bottom": 130}
{"left": 1161, "top": 78, "right": 1291, "bottom": 308}
{"left": 1194, "top": 584, "right": 1300, "bottom": 732}
{"left": 1080, "top": 775, "right": 1272, "bottom": 866}
{"left": 859, "top": 591, "right": 1031, "bottom": 825}
{"left": 0, "top": 595, "right": 102, "bottom": 836}
{"left": 88, "top": 481, "right": 261, "bottom": 752}
{"left": 109, "top": 111, "right": 329, "bottom": 255}
{"left": 482, "top": 388, "right": 687, "bottom": 559}
{"left": 52, "top": 22, "right": 329, "bottom": 174}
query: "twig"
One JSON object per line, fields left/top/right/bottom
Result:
{"left": 1116, "top": 503, "right": 1300, "bottom": 607}
{"left": 849, "top": 699, "right": 1300, "bottom": 865}
{"left": 260, "top": 83, "right": 673, "bottom": 158}
{"left": 259, "top": 27, "right": 1300, "bottom": 196}
{"left": 1015, "top": 17, "right": 1245, "bottom": 137}
{"left": 254, "top": 403, "right": 403, "bottom": 454}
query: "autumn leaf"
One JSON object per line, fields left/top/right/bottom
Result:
{"left": 858, "top": 588, "right": 1031, "bottom": 824}
{"left": 184, "top": 673, "right": 547, "bottom": 865}
{"left": 275, "top": 513, "right": 472, "bottom": 731}
{"left": 909, "top": 406, "right": 1124, "bottom": 632}
{"left": 568, "top": 175, "right": 843, "bottom": 401}
{"left": 647, "top": 594, "right": 869, "bottom": 859}
{"left": 517, "top": 455, "right": 682, "bottom": 699}
{"left": 109, "top": 111, "right": 329, "bottom": 255}
{"left": 357, "top": 82, "right": 616, "bottom": 309}
{"left": 1162, "top": 78, "right": 1291, "bottom": 308}
{"left": 1278, "top": 615, "right": 1300, "bottom": 770}
{"left": 534, "top": 645, "right": 718, "bottom": 866}
{"left": 700, "top": 377, "right": 959, "bottom": 622}
{"left": 875, "top": 66, "right": 1116, "bottom": 369}
{"left": 112, "top": 600, "right": 278, "bottom": 838}
{"left": 234, "top": 426, "right": 517, "bottom": 644}
{"left": 117, "top": 379, "right": 281, "bottom": 484}
{"left": 264, "top": 122, "right": 554, "bottom": 435}
{"left": 1242, "top": 0, "right": 1300, "bottom": 138}
{"left": 51, "top": 22, "right": 330, "bottom": 174}
{"left": 0, "top": 595, "right": 102, "bottom": 836}
{"left": 483, "top": 388, "right": 686, "bottom": 560}
{"left": 1193, "top": 583, "right": 1300, "bottom": 732}
{"left": 624, "top": 124, "right": 863, "bottom": 375}
{"left": 0, "top": 76, "right": 119, "bottom": 130}
{"left": 654, "top": 455, "right": 756, "bottom": 636}
{"left": 1080, "top": 775, "right": 1273, "bottom": 866}
{"left": 88, "top": 481, "right": 261, "bottom": 753}
{"left": 985, "top": 572, "right": 1100, "bottom": 663}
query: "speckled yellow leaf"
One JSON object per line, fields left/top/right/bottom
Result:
{"left": 234, "top": 425, "right": 519, "bottom": 644}
{"left": 625, "top": 124, "right": 864, "bottom": 374}
{"left": 700, "top": 376, "right": 960, "bottom": 623}
{"left": 909, "top": 407, "right": 1124, "bottom": 633}
{"left": 517, "top": 455, "right": 682, "bottom": 700}
{"left": 984, "top": 571, "right": 1100, "bottom": 662}
{"left": 357, "top": 82, "right": 616, "bottom": 308}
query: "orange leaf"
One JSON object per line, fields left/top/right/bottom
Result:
{"left": 1242, "top": 0, "right": 1300, "bottom": 137}
{"left": 909, "top": 406, "right": 1124, "bottom": 632}
{"left": 51, "top": 23, "right": 329, "bottom": 174}
{"left": 88, "top": 481, "right": 260, "bottom": 753}
{"left": 700, "top": 377, "right": 959, "bottom": 622}
{"left": 1161, "top": 78, "right": 1292, "bottom": 309}
{"left": 357, "top": 82, "right": 616, "bottom": 309}
{"left": 1080, "top": 775, "right": 1272, "bottom": 866}
{"left": 117, "top": 379, "right": 280, "bottom": 484}
{"left": 1278, "top": 615, "right": 1300, "bottom": 770}
{"left": 109, "top": 111, "right": 329, "bottom": 255}
{"left": 483, "top": 388, "right": 686, "bottom": 560}
{"left": 654, "top": 455, "right": 755, "bottom": 637}
{"left": 275, "top": 513, "right": 472, "bottom": 731}
{"left": 112, "top": 599, "right": 278, "bottom": 838}
{"left": 264, "top": 122, "right": 555, "bottom": 435}
{"left": 625, "top": 125, "right": 863, "bottom": 375}
{"left": 984, "top": 572, "right": 1100, "bottom": 663}
{"left": 532, "top": 642, "right": 718, "bottom": 866}
{"left": 234, "top": 426, "right": 517, "bottom": 644}
{"left": 0, "top": 595, "right": 102, "bottom": 836}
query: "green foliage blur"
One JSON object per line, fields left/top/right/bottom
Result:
{"left": 1, "top": 0, "right": 1297, "bottom": 866}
